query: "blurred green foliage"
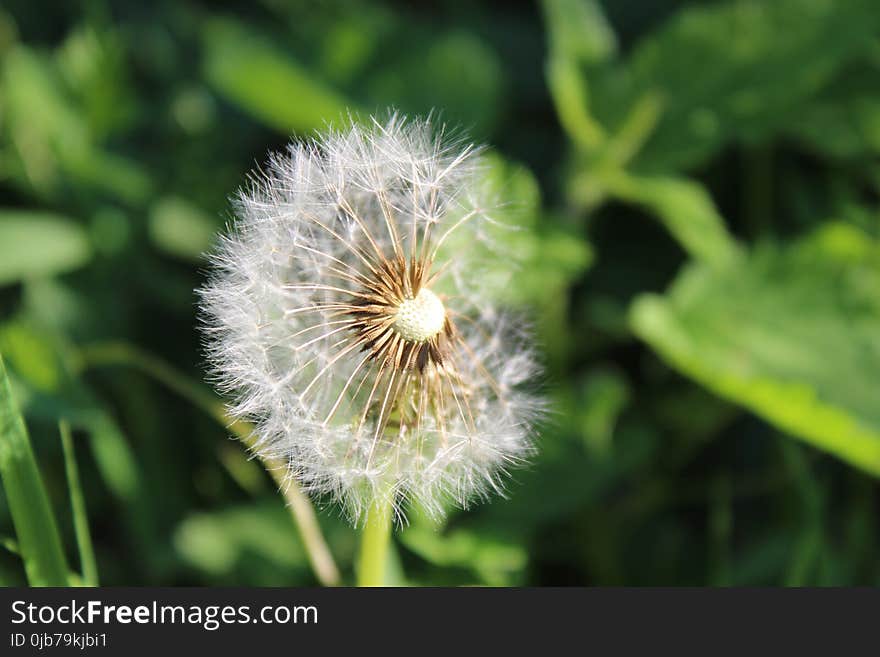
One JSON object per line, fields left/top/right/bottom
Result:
{"left": 0, "top": 0, "right": 878, "bottom": 586}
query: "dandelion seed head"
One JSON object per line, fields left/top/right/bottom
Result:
{"left": 199, "top": 113, "right": 544, "bottom": 523}
{"left": 393, "top": 288, "right": 446, "bottom": 343}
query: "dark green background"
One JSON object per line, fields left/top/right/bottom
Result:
{"left": 1, "top": 0, "right": 879, "bottom": 585}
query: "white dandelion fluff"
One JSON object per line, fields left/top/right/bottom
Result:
{"left": 199, "top": 114, "right": 544, "bottom": 523}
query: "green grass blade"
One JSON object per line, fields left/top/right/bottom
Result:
{"left": 0, "top": 353, "right": 69, "bottom": 586}
{"left": 59, "top": 419, "right": 98, "bottom": 586}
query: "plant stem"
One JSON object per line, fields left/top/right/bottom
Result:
{"left": 356, "top": 493, "right": 394, "bottom": 587}
{"left": 74, "top": 341, "right": 341, "bottom": 587}
{"left": 258, "top": 452, "right": 341, "bottom": 589}
{"left": 59, "top": 420, "right": 99, "bottom": 586}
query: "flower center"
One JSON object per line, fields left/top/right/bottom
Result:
{"left": 393, "top": 288, "right": 446, "bottom": 343}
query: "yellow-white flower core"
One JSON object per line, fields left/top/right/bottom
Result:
{"left": 393, "top": 288, "right": 446, "bottom": 342}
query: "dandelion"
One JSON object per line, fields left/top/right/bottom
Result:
{"left": 199, "top": 115, "right": 543, "bottom": 577}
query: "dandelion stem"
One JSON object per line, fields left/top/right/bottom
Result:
{"left": 72, "top": 341, "right": 342, "bottom": 587}
{"left": 357, "top": 493, "right": 394, "bottom": 587}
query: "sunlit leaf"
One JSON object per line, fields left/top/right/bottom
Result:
{"left": 631, "top": 222, "right": 880, "bottom": 476}
{"left": 202, "top": 19, "right": 353, "bottom": 134}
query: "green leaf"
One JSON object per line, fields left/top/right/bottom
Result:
{"left": 173, "top": 502, "right": 308, "bottom": 583}
{"left": 577, "top": 368, "right": 631, "bottom": 456}
{"left": 202, "top": 19, "right": 353, "bottom": 133}
{"left": 604, "top": 173, "right": 740, "bottom": 265}
{"left": 542, "top": 0, "right": 616, "bottom": 66}
{"left": 148, "top": 197, "right": 217, "bottom": 261}
{"left": 0, "top": 353, "right": 69, "bottom": 586}
{"left": 592, "top": 0, "right": 880, "bottom": 171}
{"left": 0, "top": 318, "right": 65, "bottom": 392}
{"left": 783, "top": 62, "right": 880, "bottom": 159}
{"left": 400, "top": 521, "right": 527, "bottom": 586}
{"left": 630, "top": 222, "right": 880, "bottom": 476}
{"left": 2, "top": 47, "right": 150, "bottom": 202}
{"left": 55, "top": 26, "right": 136, "bottom": 139}
{"left": 366, "top": 31, "right": 504, "bottom": 135}
{"left": 0, "top": 211, "right": 92, "bottom": 286}
{"left": 542, "top": 0, "right": 616, "bottom": 150}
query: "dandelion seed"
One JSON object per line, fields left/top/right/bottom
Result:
{"left": 199, "top": 114, "right": 544, "bottom": 523}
